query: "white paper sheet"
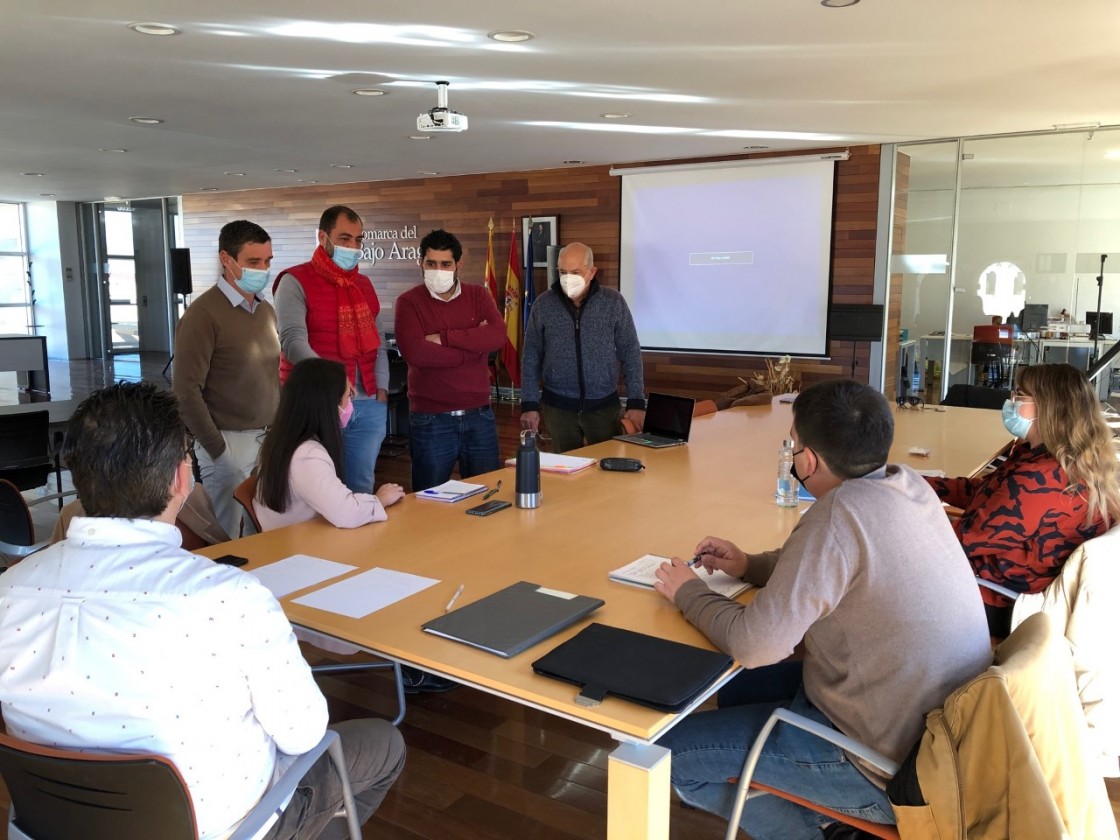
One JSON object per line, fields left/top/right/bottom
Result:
{"left": 249, "top": 554, "right": 357, "bottom": 599}
{"left": 292, "top": 567, "right": 440, "bottom": 619}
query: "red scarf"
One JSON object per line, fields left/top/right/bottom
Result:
{"left": 310, "top": 245, "right": 379, "bottom": 359}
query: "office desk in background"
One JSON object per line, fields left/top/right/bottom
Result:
{"left": 0, "top": 334, "right": 49, "bottom": 394}
{"left": 0, "top": 398, "right": 78, "bottom": 434}
{"left": 199, "top": 403, "right": 1012, "bottom": 840}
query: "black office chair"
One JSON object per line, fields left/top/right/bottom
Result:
{"left": 941, "top": 384, "right": 1010, "bottom": 409}
{"left": 0, "top": 478, "right": 47, "bottom": 569}
{"left": 382, "top": 349, "right": 410, "bottom": 458}
{"left": 0, "top": 411, "right": 74, "bottom": 511}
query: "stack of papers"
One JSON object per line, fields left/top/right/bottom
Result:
{"left": 503, "top": 453, "right": 597, "bottom": 474}
{"left": 609, "top": 554, "right": 752, "bottom": 599}
{"left": 416, "top": 480, "right": 488, "bottom": 503}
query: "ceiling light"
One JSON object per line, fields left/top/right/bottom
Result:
{"left": 39, "top": 193, "right": 55, "bottom": 197}
{"left": 600, "top": 113, "right": 630, "bottom": 119}
{"left": 488, "top": 30, "right": 535, "bottom": 43}
{"left": 224, "top": 171, "right": 245, "bottom": 176}
{"left": 352, "top": 88, "right": 388, "bottom": 97}
{"left": 99, "top": 148, "right": 127, "bottom": 153}
{"left": 1053, "top": 121, "right": 1100, "bottom": 131}
{"left": 743, "top": 145, "right": 770, "bottom": 150}
{"left": 21, "top": 172, "right": 44, "bottom": 177}
{"left": 128, "top": 22, "right": 181, "bottom": 36}
{"left": 418, "top": 170, "right": 440, "bottom": 175}
{"left": 104, "top": 196, "right": 123, "bottom": 201}
{"left": 820, "top": 0, "right": 860, "bottom": 6}
{"left": 274, "top": 168, "right": 298, "bottom": 173}
{"left": 297, "top": 179, "right": 319, "bottom": 183}
{"left": 409, "top": 134, "right": 432, "bottom": 141}
{"left": 129, "top": 116, "right": 164, "bottom": 125}
{"left": 330, "top": 163, "right": 353, "bottom": 169}
{"left": 1105, "top": 150, "right": 1120, "bottom": 160}
{"left": 198, "top": 187, "right": 218, "bottom": 191}
{"left": 563, "top": 160, "right": 584, "bottom": 165}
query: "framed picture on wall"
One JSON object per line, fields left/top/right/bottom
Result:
{"left": 523, "top": 216, "right": 558, "bottom": 268}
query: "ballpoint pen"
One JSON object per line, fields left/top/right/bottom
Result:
{"left": 482, "top": 480, "right": 502, "bottom": 501}
{"left": 688, "top": 554, "right": 703, "bottom": 568}
{"left": 445, "top": 584, "right": 465, "bottom": 612}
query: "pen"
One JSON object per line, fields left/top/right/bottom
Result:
{"left": 688, "top": 554, "right": 703, "bottom": 568}
{"left": 482, "top": 480, "right": 502, "bottom": 501}
{"left": 445, "top": 584, "right": 465, "bottom": 612}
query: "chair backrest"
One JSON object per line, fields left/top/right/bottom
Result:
{"left": 0, "top": 411, "right": 52, "bottom": 490}
{"left": 0, "top": 477, "right": 34, "bottom": 547}
{"left": 233, "top": 474, "right": 262, "bottom": 536}
{"left": 693, "top": 399, "right": 718, "bottom": 417}
{"left": 0, "top": 731, "right": 197, "bottom": 840}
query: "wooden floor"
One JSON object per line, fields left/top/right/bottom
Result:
{"left": 1, "top": 355, "right": 1119, "bottom": 838}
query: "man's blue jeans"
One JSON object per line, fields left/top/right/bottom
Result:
{"left": 342, "top": 397, "right": 387, "bottom": 494}
{"left": 659, "top": 666, "right": 895, "bottom": 840}
{"left": 408, "top": 406, "right": 500, "bottom": 492}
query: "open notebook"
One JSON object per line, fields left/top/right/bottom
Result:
{"left": 609, "top": 554, "right": 751, "bottom": 599}
{"left": 504, "top": 452, "right": 596, "bottom": 474}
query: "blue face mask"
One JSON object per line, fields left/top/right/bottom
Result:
{"left": 1002, "top": 399, "right": 1034, "bottom": 439}
{"left": 329, "top": 243, "right": 362, "bottom": 271}
{"left": 234, "top": 266, "right": 270, "bottom": 295}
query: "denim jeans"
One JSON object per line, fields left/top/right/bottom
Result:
{"left": 342, "top": 398, "right": 387, "bottom": 494}
{"left": 408, "top": 406, "right": 500, "bottom": 492}
{"left": 659, "top": 670, "right": 895, "bottom": 840}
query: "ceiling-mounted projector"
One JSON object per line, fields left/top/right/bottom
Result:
{"left": 417, "top": 80, "right": 468, "bottom": 132}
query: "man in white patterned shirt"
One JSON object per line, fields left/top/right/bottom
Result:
{"left": 0, "top": 383, "right": 404, "bottom": 840}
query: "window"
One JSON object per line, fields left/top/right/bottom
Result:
{"left": 0, "top": 203, "right": 31, "bottom": 333}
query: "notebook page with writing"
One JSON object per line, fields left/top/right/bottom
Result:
{"left": 609, "top": 554, "right": 751, "bottom": 599}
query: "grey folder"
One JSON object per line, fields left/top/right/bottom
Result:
{"left": 421, "top": 581, "right": 605, "bottom": 658}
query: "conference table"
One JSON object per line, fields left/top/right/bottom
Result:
{"left": 198, "top": 401, "right": 1012, "bottom": 839}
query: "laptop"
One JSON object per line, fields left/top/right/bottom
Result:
{"left": 613, "top": 392, "right": 696, "bottom": 448}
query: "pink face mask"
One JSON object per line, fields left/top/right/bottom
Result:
{"left": 339, "top": 400, "right": 354, "bottom": 428}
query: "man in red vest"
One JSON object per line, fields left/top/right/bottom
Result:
{"left": 274, "top": 206, "right": 389, "bottom": 493}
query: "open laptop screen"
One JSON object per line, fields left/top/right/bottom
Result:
{"left": 643, "top": 393, "right": 695, "bottom": 440}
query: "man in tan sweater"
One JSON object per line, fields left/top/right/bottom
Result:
{"left": 172, "top": 220, "right": 280, "bottom": 537}
{"left": 654, "top": 379, "right": 991, "bottom": 839}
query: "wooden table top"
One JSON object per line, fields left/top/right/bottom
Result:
{"left": 198, "top": 401, "right": 1011, "bottom": 742}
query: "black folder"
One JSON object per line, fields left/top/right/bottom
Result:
{"left": 531, "top": 623, "right": 734, "bottom": 712}
{"left": 421, "top": 581, "right": 604, "bottom": 658}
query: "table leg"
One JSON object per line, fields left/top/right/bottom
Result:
{"left": 607, "top": 742, "right": 671, "bottom": 840}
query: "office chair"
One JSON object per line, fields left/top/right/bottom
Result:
{"left": 693, "top": 399, "right": 718, "bottom": 417}
{"left": 0, "top": 478, "right": 47, "bottom": 568}
{"left": 382, "top": 348, "right": 410, "bottom": 458}
{"left": 0, "top": 729, "right": 361, "bottom": 840}
{"left": 0, "top": 411, "right": 75, "bottom": 511}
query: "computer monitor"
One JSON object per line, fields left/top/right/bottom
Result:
{"left": 1086, "top": 311, "right": 1113, "bottom": 339}
{"left": 1021, "top": 303, "right": 1048, "bottom": 333}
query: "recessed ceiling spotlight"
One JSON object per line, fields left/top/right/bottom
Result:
{"left": 409, "top": 134, "right": 432, "bottom": 141}
{"left": 488, "top": 30, "right": 535, "bottom": 43}
{"left": 297, "top": 179, "right": 319, "bottom": 183}
{"left": 20, "top": 172, "right": 44, "bottom": 177}
{"left": 128, "top": 22, "right": 181, "bottom": 36}
{"left": 352, "top": 88, "right": 388, "bottom": 97}
{"left": 104, "top": 196, "right": 123, "bottom": 201}
{"left": 224, "top": 171, "right": 245, "bottom": 176}
{"left": 99, "top": 148, "right": 128, "bottom": 153}
{"left": 418, "top": 170, "right": 440, "bottom": 176}
{"left": 198, "top": 187, "right": 218, "bottom": 191}
{"left": 330, "top": 163, "right": 353, "bottom": 169}
{"left": 39, "top": 193, "right": 55, "bottom": 197}
{"left": 274, "top": 168, "right": 298, "bottom": 173}
{"left": 820, "top": 0, "right": 860, "bottom": 6}
{"left": 129, "top": 116, "right": 164, "bottom": 125}
{"left": 743, "top": 145, "right": 770, "bottom": 150}
{"left": 600, "top": 113, "right": 630, "bottom": 119}
{"left": 562, "top": 160, "right": 584, "bottom": 165}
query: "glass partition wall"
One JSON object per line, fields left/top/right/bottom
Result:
{"left": 888, "top": 127, "right": 1120, "bottom": 402}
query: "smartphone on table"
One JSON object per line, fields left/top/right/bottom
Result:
{"left": 466, "top": 500, "right": 512, "bottom": 516}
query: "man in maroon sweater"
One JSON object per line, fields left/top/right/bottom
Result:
{"left": 395, "top": 229, "right": 507, "bottom": 492}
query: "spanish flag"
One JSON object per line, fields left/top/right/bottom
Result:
{"left": 502, "top": 226, "right": 522, "bottom": 387}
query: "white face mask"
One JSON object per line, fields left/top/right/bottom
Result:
{"left": 424, "top": 269, "right": 456, "bottom": 294}
{"left": 559, "top": 272, "right": 587, "bottom": 299}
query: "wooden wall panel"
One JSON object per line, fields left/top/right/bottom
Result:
{"left": 183, "top": 144, "right": 883, "bottom": 399}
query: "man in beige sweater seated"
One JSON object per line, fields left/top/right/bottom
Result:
{"left": 654, "top": 379, "right": 992, "bottom": 839}
{"left": 172, "top": 220, "right": 280, "bottom": 537}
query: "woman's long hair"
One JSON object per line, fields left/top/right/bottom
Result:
{"left": 1018, "top": 363, "right": 1120, "bottom": 526}
{"left": 256, "top": 358, "right": 348, "bottom": 513}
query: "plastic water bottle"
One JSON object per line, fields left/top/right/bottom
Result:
{"left": 515, "top": 429, "right": 541, "bottom": 509}
{"left": 776, "top": 438, "right": 798, "bottom": 508}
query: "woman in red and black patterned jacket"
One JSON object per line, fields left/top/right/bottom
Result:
{"left": 927, "top": 363, "right": 1120, "bottom": 637}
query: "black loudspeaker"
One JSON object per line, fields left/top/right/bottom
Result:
{"left": 170, "top": 247, "right": 193, "bottom": 296}
{"left": 829, "top": 304, "right": 885, "bottom": 341}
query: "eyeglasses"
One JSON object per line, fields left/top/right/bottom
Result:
{"left": 1012, "top": 387, "right": 1035, "bottom": 402}
{"left": 183, "top": 433, "right": 196, "bottom": 460}
{"left": 896, "top": 395, "right": 925, "bottom": 410}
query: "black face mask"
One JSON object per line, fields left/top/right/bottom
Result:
{"left": 790, "top": 447, "right": 809, "bottom": 491}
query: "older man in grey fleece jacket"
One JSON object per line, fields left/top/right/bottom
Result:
{"left": 654, "top": 379, "right": 991, "bottom": 840}
{"left": 520, "top": 242, "right": 646, "bottom": 453}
